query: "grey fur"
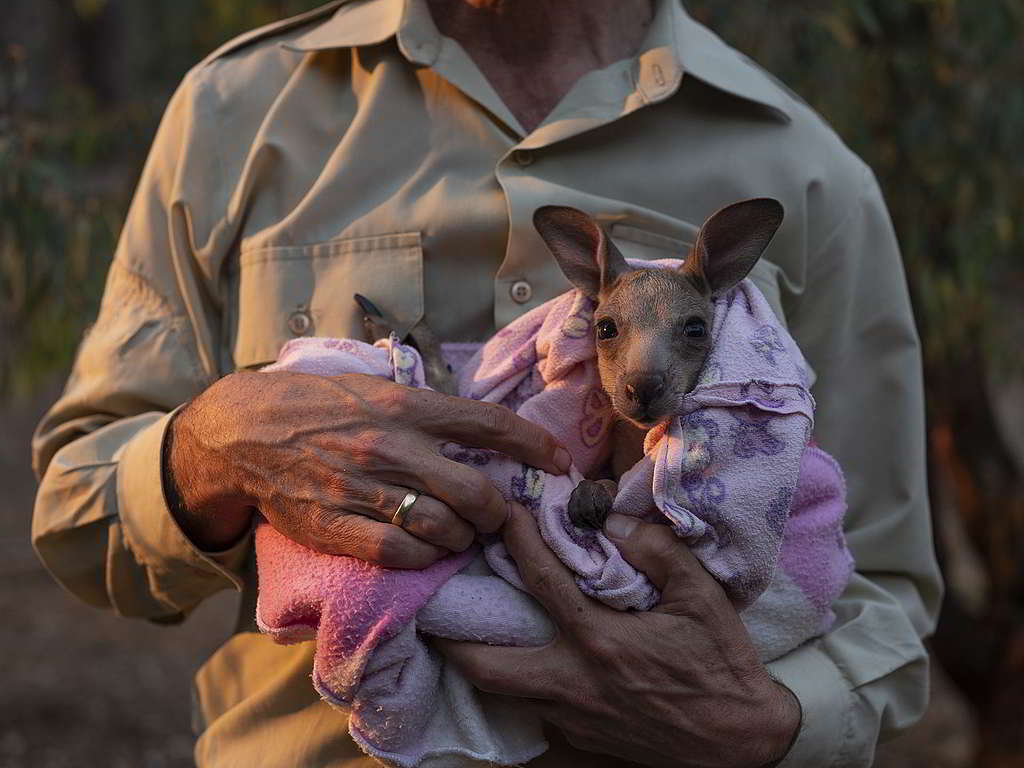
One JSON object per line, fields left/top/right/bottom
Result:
{"left": 536, "top": 198, "right": 784, "bottom": 527}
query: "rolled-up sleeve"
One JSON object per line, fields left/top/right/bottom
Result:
{"left": 31, "top": 69, "right": 247, "bottom": 620}
{"left": 768, "top": 166, "right": 942, "bottom": 766}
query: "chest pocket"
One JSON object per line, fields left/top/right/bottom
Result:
{"left": 227, "top": 232, "right": 424, "bottom": 369}
{"left": 609, "top": 221, "right": 789, "bottom": 330}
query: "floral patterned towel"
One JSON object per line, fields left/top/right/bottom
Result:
{"left": 253, "top": 269, "right": 854, "bottom": 768}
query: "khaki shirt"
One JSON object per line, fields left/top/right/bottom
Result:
{"left": 32, "top": 1, "right": 942, "bottom": 765}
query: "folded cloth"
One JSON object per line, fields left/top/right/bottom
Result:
{"left": 253, "top": 269, "right": 854, "bottom": 767}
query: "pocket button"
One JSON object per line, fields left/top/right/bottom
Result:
{"left": 287, "top": 309, "right": 312, "bottom": 336}
{"left": 510, "top": 280, "right": 533, "bottom": 304}
{"left": 512, "top": 149, "right": 534, "bottom": 167}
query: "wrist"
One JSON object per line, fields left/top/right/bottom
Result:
{"left": 163, "top": 402, "right": 252, "bottom": 551}
{"left": 755, "top": 679, "right": 802, "bottom": 768}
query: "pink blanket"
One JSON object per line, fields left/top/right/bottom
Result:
{"left": 254, "top": 275, "right": 854, "bottom": 767}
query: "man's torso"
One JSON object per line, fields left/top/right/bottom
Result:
{"left": 175, "top": 1, "right": 867, "bottom": 764}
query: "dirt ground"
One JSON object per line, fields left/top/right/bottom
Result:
{"left": 0, "top": 381, "right": 975, "bottom": 767}
{"left": 0, "top": 382, "right": 238, "bottom": 768}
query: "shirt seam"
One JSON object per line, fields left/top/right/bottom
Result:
{"left": 236, "top": 232, "right": 422, "bottom": 264}
{"left": 821, "top": 644, "right": 856, "bottom": 767}
{"left": 807, "top": 164, "right": 875, "bottom": 268}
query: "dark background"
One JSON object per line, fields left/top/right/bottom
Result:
{"left": 2, "top": 0, "right": 1022, "bottom": 765}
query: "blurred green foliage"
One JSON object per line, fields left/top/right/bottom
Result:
{"left": 1, "top": 0, "right": 1022, "bottom": 400}
{"left": 1, "top": 72, "right": 114, "bottom": 397}
{"left": 0, "top": 0, "right": 324, "bottom": 399}
{"left": 685, "top": 0, "right": 1024, "bottom": 378}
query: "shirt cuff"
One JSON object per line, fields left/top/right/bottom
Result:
{"left": 117, "top": 410, "right": 251, "bottom": 612}
{"left": 767, "top": 641, "right": 852, "bottom": 767}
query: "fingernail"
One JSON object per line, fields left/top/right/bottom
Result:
{"left": 604, "top": 513, "right": 638, "bottom": 540}
{"left": 554, "top": 446, "right": 572, "bottom": 473}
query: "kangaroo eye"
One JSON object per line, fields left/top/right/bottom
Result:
{"left": 683, "top": 318, "right": 706, "bottom": 339}
{"left": 596, "top": 318, "right": 618, "bottom": 340}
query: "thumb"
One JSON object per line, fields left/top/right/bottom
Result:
{"left": 604, "top": 512, "right": 711, "bottom": 610}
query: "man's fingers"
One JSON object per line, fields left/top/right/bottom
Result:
{"left": 326, "top": 374, "right": 567, "bottom": 476}
{"left": 502, "top": 502, "right": 597, "bottom": 632}
{"left": 434, "top": 638, "right": 570, "bottom": 701}
{"left": 391, "top": 490, "right": 476, "bottom": 552}
{"left": 423, "top": 397, "right": 572, "bottom": 476}
{"left": 603, "top": 513, "right": 722, "bottom": 615}
{"left": 333, "top": 476, "right": 476, "bottom": 552}
{"left": 366, "top": 438, "right": 508, "bottom": 533}
{"left": 303, "top": 513, "right": 448, "bottom": 569}
{"left": 389, "top": 452, "right": 510, "bottom": 534}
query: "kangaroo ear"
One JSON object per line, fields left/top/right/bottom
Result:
{"left": 533, "top": 206, "right": 631, "bottom": 297}
{"left": 682, "top": 198, "right": 784, "bottom": 297}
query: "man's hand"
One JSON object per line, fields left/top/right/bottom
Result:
{"left": 436, "top": 505, "right": 801, "bottom": 768}
{"left": 165, "top": 371, "right": 571, "bottom": 566}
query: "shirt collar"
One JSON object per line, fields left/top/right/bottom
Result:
{"left": 284, "top": 0, "right": 792, "bottom": 123}
{"left": 671, "top": 3, "right": 791, "bottom": 122}
{"left": 283, "top": 0, "right": 405, "bottom": 52}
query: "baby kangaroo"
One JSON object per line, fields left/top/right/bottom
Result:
{"left": 353, "top": 293, "right": 458, "bottom": 395}
{"left": 532, "top": 198, "right": 785, "bottom": 528}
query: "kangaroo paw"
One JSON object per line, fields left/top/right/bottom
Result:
{"left": 568, "top": 479, "right": 615, "bottom": 529}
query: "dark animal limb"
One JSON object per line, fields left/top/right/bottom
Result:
{"left": 568, "top": 478, "right": 618, "bottom": 529}
{"left": 353, "top": 293, "right": 457, "bottom": 395}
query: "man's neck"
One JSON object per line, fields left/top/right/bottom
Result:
{"left": 426, "top": 0, "right": 656, "bottom": 133}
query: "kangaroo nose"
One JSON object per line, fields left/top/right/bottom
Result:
{"left": 625, "top": 374, "right": 666, "bottom": 408}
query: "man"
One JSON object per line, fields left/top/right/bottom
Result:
{"left": 32, "top": 0, "right": 942, "bottom": 765}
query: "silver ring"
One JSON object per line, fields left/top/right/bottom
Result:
{"left": 391, "top": 490, "right": 420, "bottom": 527}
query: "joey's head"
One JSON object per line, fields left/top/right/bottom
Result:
{"left": 533, "top": 199, "right": 784, "bottom": 429}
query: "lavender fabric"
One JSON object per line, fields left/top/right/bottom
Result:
{"left": 253, "top": 272, "right": 854, "bottom": 767}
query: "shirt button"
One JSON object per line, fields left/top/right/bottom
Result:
{"left": 287, "top": 309, "right": 312, "bottom": 336}
{"left": 510, "top": 280, "right": 533, "bottom": 304}
{"left": 512, "top": 149, "right": 534, "bottom": 167}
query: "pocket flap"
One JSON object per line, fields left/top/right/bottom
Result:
{"left": 231, "top": 232, "right": 424, "bottom": 368}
